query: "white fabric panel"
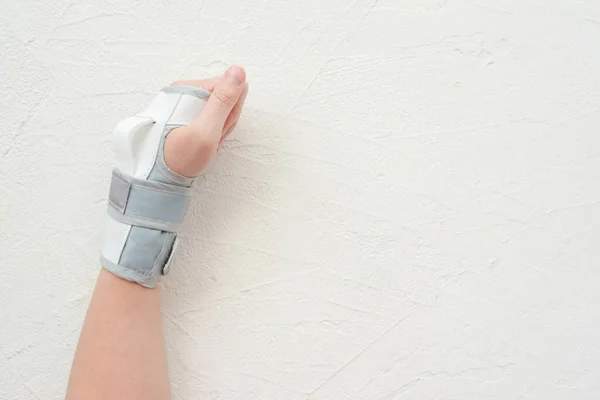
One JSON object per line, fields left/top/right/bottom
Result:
{"left": 141, "top": 92, "right": 182, "bottom": 122}
{"left": 133, "top": 121, "right": 166, "bottom": 179}
{"left": 168, "top": 95, "right": 208, "bottom": 125}
{"left": 101, "top": 218, "right": 131, "bottom": 265}
{"left": 113, "top": 116, "right": 154, "bottom": 176}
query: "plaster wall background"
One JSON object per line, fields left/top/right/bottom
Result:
{"left": 1, "top": 0, "right": 600, "bottom": 398}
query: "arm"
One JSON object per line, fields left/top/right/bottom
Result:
{"left": 67, "top": 269, "right": 170, "bottom": 399}
{"left": 66, "top": 66, "right": 249, "bottom": 400}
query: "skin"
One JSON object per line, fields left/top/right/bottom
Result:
{"left": 66, "top": 66, "right": 249, "bottom": 400}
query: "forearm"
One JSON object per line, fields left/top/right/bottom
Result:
{"left": 66, "top": 269, "right": 169, "bottom": 400}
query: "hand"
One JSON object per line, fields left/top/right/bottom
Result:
{"left": 164, "top": 65, "right": 249, "bottom": 178}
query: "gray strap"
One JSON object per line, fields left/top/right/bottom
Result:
{"left": 108, "top": 169, "right": 193, "bottom": 232}
{"left": 100, "top": 232, "right": 178, "bottom": 288}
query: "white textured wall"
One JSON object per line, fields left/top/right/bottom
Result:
{"left": 2, "top": 0, "right": 600, "bottom": 398}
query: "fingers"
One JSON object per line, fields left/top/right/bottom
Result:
{"left": 190, "top": 66, "right": 246, "bottom": 139}
{"left": 218, "top": 83, "right": 248, "bottom": 150}
{"left": 171, "top": 70, "right": 248, "bottom": 139}
{"left": 223, "top": 82, "right": 249, "bottom": 134}
{"left": 164, "top": 66, "right": 248, "bottom": 177}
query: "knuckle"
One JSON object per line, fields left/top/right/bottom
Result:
{"left": 212, "top": 87, "right": 238, "bottom": 107}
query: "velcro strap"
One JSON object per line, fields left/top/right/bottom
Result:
{"left": 107, "top": 169, "right": 193, "bottom": 232}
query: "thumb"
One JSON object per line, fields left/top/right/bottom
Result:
{"left": 190, "top": 66, "right": 246, "bottom": 140}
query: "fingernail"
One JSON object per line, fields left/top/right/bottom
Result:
{"left": 225, "top": 66, "right": 244, "bottom": 86}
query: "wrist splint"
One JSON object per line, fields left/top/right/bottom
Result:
{"left": 100, "top": 85, "right": 210, "bottom": 287}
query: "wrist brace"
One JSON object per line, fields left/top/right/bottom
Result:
{"left": 100, "top": 85, "right": 210, "bottom": 287}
